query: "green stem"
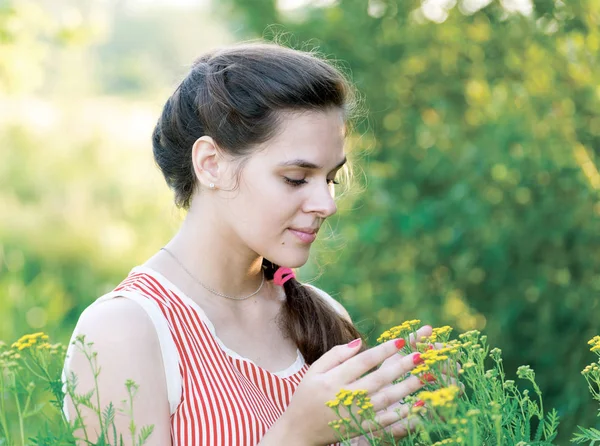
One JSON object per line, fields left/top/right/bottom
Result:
{"left": 21, "top": 388, "right": 33, "bottom": 420}
{"left": 21, "top": 360, "right": 47, "bottom": 382}
{"left": 0, "top": 370, "right": 11, "bottom": 445}
{"left": 13, "top": 387, "right": 25, "bottom": 446}
{"left": 83, "top": 348, "right": 106, "bottom": 438}
{"left": 65, "top": 373, "right": 90, "bottom": 444}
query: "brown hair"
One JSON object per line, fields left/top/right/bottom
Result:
{"left": 152, "top": 42, "right": 363, "bottom": 364}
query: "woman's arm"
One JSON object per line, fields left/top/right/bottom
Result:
{"left": 64, "top": 298, "right": 172, "bottom": 445}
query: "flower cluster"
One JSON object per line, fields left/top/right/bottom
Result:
{"left": 588, "top": 336, "right": 600, "bottom": 352}
{"left": 1, "top": 332, "right": 155, "bottom": 446}
{"left": 326, "top": 388, "right": 374, "bottom": 416}
{"left": 417, "top": 385, "right": 460, "bottom": 409}
{"left": 411, "top": 343, "right": 460, "bottom": 376}
{"left": 377, "top": 319, "right": 421, "bottom": 343}
{"left": 326, "top": 389, "right": 375, "bottom": 436}
{"left": 11, "top": 332, "right": 50, "bottom": 350}
{"left": 326, "top": 321, "right": 564, "bottom": 446}
{"left": 582, "top": 363, "right": 599, "bottom": 376}
{"left": 426, "top": 326, "right": 453, "bottom": 344}
{"left": 0, "top": 348, "right": 21, "bottom": 369}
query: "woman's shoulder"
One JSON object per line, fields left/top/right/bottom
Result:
{"left": 70, "top": 297, "right": 163, "bottom": 363}
{"left": 76, "top": 296, "right": 156, "bottom": 336}
{"left": 303, "top": 283, "right": 352, "bottom": 323}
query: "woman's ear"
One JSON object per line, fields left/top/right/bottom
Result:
{"left": 192, "top": 136, "right": 220, "bottom": 189}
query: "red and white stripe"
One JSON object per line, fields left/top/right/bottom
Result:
{"left": 113, "top": 269, "right": 310, "bottom": 446}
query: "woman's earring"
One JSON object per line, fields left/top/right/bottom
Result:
{"left": 209, "top": 183, "right": 215, "bottom": 189}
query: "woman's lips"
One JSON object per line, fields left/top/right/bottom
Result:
{"left": 288, "top": 228, "right": 317, "bottom": 244}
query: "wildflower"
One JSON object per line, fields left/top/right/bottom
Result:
{"left": 582, "top": 363, "right": 599, "bottom": 375}
{"left": 412, "top": 364, "right": 431, "bottom": 375}
{"left": 458, "top": 330, "right": 480, "bottom": 342}
{"left": 425, "top": 326, "right": 453, "bottom": 344}
{"left": 489, "top": 347, "right": 502, "bottom": 361}
{"left": 328, "top": 417, "right": 351, "bottom": 431}
{"left": 517, "top": 365, "right": 535, "bottom": 381}
{"left": 325, "top": 399, "right": 340, "bottom": 408}
{"left": 484, "top": 369, "right": 498, "bottom": 379}
{"left": 410, "top": 345, "right": 458, "bottom": 378}
{"left": 588, "top": 336, "right": 600, "bottom": 352}
{"left": 325, "top": 389, "right": 372, "bottom": 416}
{"left": 417, "top": 385, "right": 460, "bottom": 408}
{"left": 377, "top": 320, "right": 421, "bottom": 343}
{"left": 11, "top": 332, "right": 50, "bottom": 351}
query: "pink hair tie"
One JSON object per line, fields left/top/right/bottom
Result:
{"left": 273, "top": 267, "right": 295, "bottom": 286}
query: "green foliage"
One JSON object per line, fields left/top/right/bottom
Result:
{"left": 219, "top": 0, "right": 600, "bottom": 442}
{"left": 0, "top": 333, "right": 154, "bottom": 445}
{"left": 327, "top": 323, "right": 562, "bottom": 445}
{"left": 0, "top": 0, "right": 100, "bottom": 95}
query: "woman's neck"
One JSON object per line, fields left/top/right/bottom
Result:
{"left": 161, "top": 208, "right": 265, "bottom": 300}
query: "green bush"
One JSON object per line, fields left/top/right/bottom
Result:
{"left": 219, "top": 0, "right": 600, "bottom": 441}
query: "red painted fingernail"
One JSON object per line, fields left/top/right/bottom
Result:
{"left": 347, "top": 338, "right": 361, "bottom": 348}
{"left": 422, "top": 373, "right": 436, "bottom": 383}
{"left": 394, "top": 339, "right": 406, "bottom": 349}
{"left": 427, "top": 344, "right": 434, "bottom": 350}
{"left": 413, "top": 400, "right": 425, "bottom": 407}
{"left": 412, "top": 353, "right": 423, "bottom": 365}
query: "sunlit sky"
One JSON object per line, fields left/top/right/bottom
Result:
{"left": 126, "top": 0, "right": 533, "bottom": 17}
{"left": 125, "top": 0, "right": 324, "bottom": 10}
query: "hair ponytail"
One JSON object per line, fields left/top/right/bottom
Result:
{"left": 262, "top": 260, "right": 363, "bottom": 365}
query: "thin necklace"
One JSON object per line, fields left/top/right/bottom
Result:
{"left": 160, "top": 247, "right": 265, "bottom": 301}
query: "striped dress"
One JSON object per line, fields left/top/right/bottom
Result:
{"left": 63, "top": 266, "right": 336, "bottom": 445}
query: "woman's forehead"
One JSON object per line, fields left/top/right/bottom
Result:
{"left": 263, "top": 109, "right": 345, "bottom": 156}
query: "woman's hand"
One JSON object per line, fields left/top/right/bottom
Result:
{"left": 357, "top": 327, "right": 464, "bottom": 441}
{"left": 262, "top": 326, "right": 433, "bottom": 446}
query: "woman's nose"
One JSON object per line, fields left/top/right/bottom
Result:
{"left": 304, "top": 182, "right": 337, "bottom": 218}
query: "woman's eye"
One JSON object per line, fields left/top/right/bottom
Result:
{"left": 284, "top": 177, "right": 308, "bottom": 187}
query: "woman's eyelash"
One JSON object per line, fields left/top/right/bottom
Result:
{"left": 284, "top": 177, "right": 308, "bottom": 187}
{"left": 284, "top": 177, "right": 340, "bottom": 187}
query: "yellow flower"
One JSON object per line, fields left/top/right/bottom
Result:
{"left": 425, "top": 326, "right": 453, "bottom": 344}
{"left": 412, "top": 364, "right": 430, "bottom": 375}
{"left": 11, "top": 332, "right": 50, "bottom": 352}
{"left": 588, "top": 336, "right": 600, "bottom": 353}
{"left": 417, "top": 385, "right": 460, "bottom": 408}
{"left": 326, "top": 388, "right": 373, "bottom": 412}
{"left": 377, "top": 320, "right": 421, "bottom": 343}
{"left": 410, "top": 345, "right": 457, "bottom": 376}
{"left": 325, "top": 399, "right": 340, "bottom": 408}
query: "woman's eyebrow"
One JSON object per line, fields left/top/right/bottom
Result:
{"left": 278, "top": 157, "right": 347, "bottom": 171}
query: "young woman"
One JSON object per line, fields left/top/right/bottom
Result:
{"left": 62, "top": 42, "right": 434, "bottom": 445}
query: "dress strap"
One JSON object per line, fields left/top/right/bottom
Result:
{"left": 61, "top": 289, "right": 183, "bottom": 419}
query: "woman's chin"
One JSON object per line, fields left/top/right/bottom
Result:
{"left": 271, "top": 249, "right": 311, "bottom": 269}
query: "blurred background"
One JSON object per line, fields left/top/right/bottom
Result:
{"left": 1, "top": 0, "right": 599, "bottom": 442}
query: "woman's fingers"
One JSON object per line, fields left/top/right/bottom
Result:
{"left": 331, "top": 338, "right": 406, "bottom": 383}
{"left": 409, "top": 325, "right": 432, "bottom": 347}
{"left": 347, "top": 352, "right": 421, "bottom": 394}
{"left": 309, "top": 338, "right": 365, "bottom": 374}
{"left": 361, "top": 402, "right": 422, "bottom": 439}
{"left": 368, "top": 375, "right": 424, "bottom": 412}
{"left": 378, "top": 325, "right": 432, "bottom": 371}
{"left": 385, "top": 415, "right": 422, "bottom": 439}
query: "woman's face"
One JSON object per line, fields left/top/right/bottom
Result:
{"left": 217, "top": 109, "right": 346, "bottom": 268}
